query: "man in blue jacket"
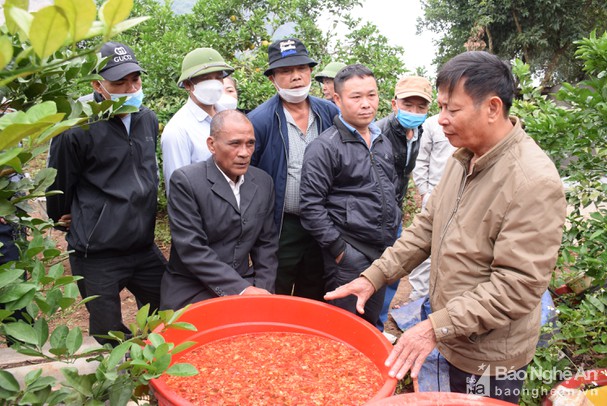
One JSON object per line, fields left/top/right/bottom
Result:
{"left": 248, "top": 38, "right": 339, "bottom": 301}
{"left": 47, "top": 42, "right": 167, "bottom": 345}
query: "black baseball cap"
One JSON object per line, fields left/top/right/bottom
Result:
{"left": 264, "top": 38, "right": 317, "bottom": 76}
{"left": 98, "top": 42, "right": 145, "bottom": 81}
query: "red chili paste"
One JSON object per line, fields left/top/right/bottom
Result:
{"left": 163, "top": 331, "right": 384, "bottom": 405}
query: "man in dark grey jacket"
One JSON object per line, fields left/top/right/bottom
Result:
{"left": 47, "top": 42, "right": 166, "bottom": 345}
{"left": 300, "top": 64, "right": 401, "bottom": 326}
{"left": 160, "top": 110, "right": 278, "bottom": 310}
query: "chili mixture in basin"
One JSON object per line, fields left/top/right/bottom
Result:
{"left": 163, "top": 331, "right": 384, "bottom": 405}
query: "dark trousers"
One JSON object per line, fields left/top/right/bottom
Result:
{"left": 322, "top": 243, "right": 386, "bottom": 327}
{"left": 275, "top": 214, "right": 325, "bottom": 301}
{"left": 69, "top": 245, "right": 167, "bottom": 345}
{"left": 449, "top": 362, "right": 528, "bottom": 403}
{"left": 1, "top": 222, "right": 29, "bottom": 345}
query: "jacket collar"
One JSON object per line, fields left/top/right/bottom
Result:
{"left": 205, "top": 159, "right": 257, "bottom": 214}
{"left": 453, "top": 116, "right": 524, "bottom": 173}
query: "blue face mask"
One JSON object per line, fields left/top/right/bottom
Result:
{"left": 396, "top": 109, "right": 427, "bottom": 129}
{"left": 112, "top": 88, "right": 144, "bottom": 109}
{"left": 99, "top": 82, "right": 144, "bottom": 109}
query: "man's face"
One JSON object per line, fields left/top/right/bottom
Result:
{"left": 391, "top": 95, "right": 430, "bottom": 115}
{"left": 321, "top": 77, "right": 336, "bottom": 100}
{"left": 93, "top": 72, "right": 141, "bottom": 99}
{"left": 207, "top": 118, "right": 256, "bottom": 182}
{"left": 334, "top": 75, "right": 379, "bottom": 132}
{"left": 437, "top": 81, "right": 489, "bottom": 153}
{"left": 269, "top": 65, "right": 312, "bottom": 90}
{"left": 223, "top": 79, "right": 238, "bottom": 100}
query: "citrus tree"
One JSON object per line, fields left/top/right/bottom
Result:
{"left": 115, "top": 0, "right": 409, "bottom": 122}
{"left": 0, "top": 1, "right": 196, "bottom": 404}
{"left": 512, "top": 30, "right": 607, "bottom": 405}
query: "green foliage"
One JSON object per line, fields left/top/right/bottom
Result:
{"left": 512, "top": 31, "right": 607, "bottom": 405}
{"left": 0, "top": 1, "right": 197, "bottom": 405}
{"left": 420, "top": 0, "right": 607, "bottom": 87}
{"left": 115, "top": 0, "right": 405, "bottom": 121}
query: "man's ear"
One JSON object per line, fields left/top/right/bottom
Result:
{"left": 334, "top": 92, "right": 343, "bottom": 111}
{"left": 206, "top": 135, "right": 215, "bottom": 154}
{"left": 391, "top": 98, "right": 398, "bottom": 114}
{"left": 487, "top": 96, "right": 503, "bottom": 122}
{"left": 91, "top": 80, "right": 103, "bottom": 94}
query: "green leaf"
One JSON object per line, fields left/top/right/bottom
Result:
{"left": 36, "top": 117, "right": 86, "bottom": 145}
{"left": 0, "top": 35, "right": 14, "bottom": 71}
{"left": 30, "top": 6, "right": 70, "bottom": 59}
{"left": 31, "top": 167, "right": 59, "bottom": 195}
{"left": 586, "top": 294, "right": 605, "bottom": 312}
{"left": 25, "top": 375, "right": 56, "bottom": 393}
{"left": 108, "top": 382, "right": 134, "bottom": 406}
{"left": 593, "top": 344, "right": 607, "bottom": 354}
{"left": 60, "top": 367, "right": 93, "bottom": 397}
{"left": 55, "top": 0, "right": 97, "bottom": 42}
{"left": 99, "top": 0, "right": 133, "bottom": 34}
{"left": 106, "top": 342, "right": 130, "bottom": 370}
{"left": 110, "top": 16, "right": 151, "bottom": 37}
{"left": 0, "top": 282, "right": 35, "bottom": 302}
{"left": 24, "top": 369, "right": 42, "bottom": 386}
{"left": 65, "top": 327, "right": 83, "bottom": 355}
{"left": 25, "top": 101, "right": 57, "bottom": 123}
{"left": 33, "top": 318, "right": 49, "bottom": 347}
{"left": 166, "top": 321, "right": 197, "bottom": 331}
{"left": 136, "top": 303, "right": 149, "bottom": 331}
{"left": 0, "top": 122, "right": 55, "bottom": 151}
{"left": 5, "top": 3, "right": 32, "bottom": 36}
{"left": 152, "top": 353, "right": 171, "bottom": 372}
{"left": 0, "top": 370, "right": 20, "bottom": 392}
{"left": 50, "top": 324, "right": 69, "bottom": 348}
{"left": 147, "top": 332, "right": 164, "bottom": 348}
{"left": 0, "top": 268, "right": 25, "bottom": 289}
{"left": 165, "top": 363, "right": 198, "bottom": 377}
{"left": 3, "top": 321, "right": 39, "bottom": 345}
{"left": 172, "top": 340, "right": 197, "bottom": 355}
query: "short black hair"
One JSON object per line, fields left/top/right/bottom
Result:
{"left": 334, "top": 64, "right": 375, "bottom": 95}
{"left": 436, "top": 51, "right": 514, "bottom": 116}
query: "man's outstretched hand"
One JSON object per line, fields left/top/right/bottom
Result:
{"left": 386, "top": 319, "right": 437, "bottom": 379}
{"left": 324, "top": 276, "right": 375, "bottom": 314}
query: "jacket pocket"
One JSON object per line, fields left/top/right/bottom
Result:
{"left": 84, "top": 202, "right": 107, "bottom": 255}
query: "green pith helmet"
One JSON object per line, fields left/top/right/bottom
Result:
{"left": 314, "top": 61, "right": 347, "bottom": 83}
{"left": 177, "top": 48, "right": 234, "bottom": 87}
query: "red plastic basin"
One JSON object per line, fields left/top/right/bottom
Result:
{"left": 150, "top": 295, "right": 397, "bottom": 405}
{"left": 541, "top": 368, "right": 607, "bottom": 406}
{"left": 365, "top": 392, "right": 517, "bottom": 405}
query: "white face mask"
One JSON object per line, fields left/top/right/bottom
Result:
{"left": 192, "top": 79, "right": 224, "bottom": 106}
{"left": 275, "top": 83, "right": 311, "bottom": 104}
{"left": 218, "top": 92, "right": 238, "bottom": 110}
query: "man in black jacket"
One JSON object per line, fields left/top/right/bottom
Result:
{"left": 46, "top": 42, "right": 166, "bottom": 345}
{"left": 375, "top": 75, "right": 433, "bottom": 333}
{"left": 300, "top": 64, "right": 401, "bottom": 326}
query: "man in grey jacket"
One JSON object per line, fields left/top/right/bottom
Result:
{"left": 160, "top": 110, "right": 278, "bottom": 310}
{"left": 300, "top": 64, "right": 401, "bottom": 326}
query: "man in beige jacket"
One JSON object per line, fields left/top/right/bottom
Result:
{"left": 325, "top": 51, "right": 566, "bottom": 403}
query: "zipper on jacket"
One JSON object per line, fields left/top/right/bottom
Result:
{"left": 369, "top": 147, "right": 387, "bottom": 241}
{"left": 275, "top": 111, "right": 288, "bottom": 236}
{"left": 430, "top": 168, "right": 470, "bottom": 297}
{"left": 84, "top": 202, "right": 107, "bottom": 258}
{"left": 122, "top": 114, "right": 147, "bottom": 195}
